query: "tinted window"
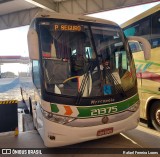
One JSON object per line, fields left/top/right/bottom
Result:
{"left": 39, "top": 21, "right": 136, "bottom": 97}
{"left": 129, "top": 42, "right": 142, "bottom": 53}
{"left": 32, "top": 60, "right": 41, "bottom": 89}
{"left": 151, "top": 10, "right": 160, "bottom": 48}
{"left": 124, "top": 17, "right": 151, "bottom": 38}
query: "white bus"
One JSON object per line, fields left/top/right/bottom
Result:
{"left": 20, "top": 11, "right": 150, "bottom": 147}
{"left": 121, "top": 4, "right": 160, "bottom": 131}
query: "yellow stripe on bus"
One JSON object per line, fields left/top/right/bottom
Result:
{"left": 0, "top": 100, "right": 18, "bottom": 104}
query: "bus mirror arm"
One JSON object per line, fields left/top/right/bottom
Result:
{"left": 27, "top": 28, "right": 39, "bottom": 60}
{"left": 127, "top": 36, "right": 151, "bottom": 60}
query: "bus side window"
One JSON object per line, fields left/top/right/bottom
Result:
{"left": 32, "top": 60, "right": 41, "bottom": 89}
{"left": 40, "top": 26, "right": 53, "bottom": 58}
{"left": 129, "top": 42, "right": 142, "bottom": 53}
{"left": 151, "top": 10, "right": 160, "bottom": 48}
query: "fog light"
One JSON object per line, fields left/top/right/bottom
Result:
{"left": 48, "top": 135, "right": 55, "bottom": 140}
{"left": 128, "top": 101, "right": 140, "bottom": 112}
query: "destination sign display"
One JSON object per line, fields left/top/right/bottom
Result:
{"left": 53, "top": 24, "right": 83, "bottom": 31}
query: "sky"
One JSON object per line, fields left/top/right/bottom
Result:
{"left": 0, "top": 25, "right": 29, "bottom": 57}
{"left": 88, "top": 1, "right": 160, "bottom": 25}
{"left": 0, "top": 1, "right": 160, "bottom": 75}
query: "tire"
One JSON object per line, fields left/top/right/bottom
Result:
{"left": 29, "top": 98, "right": 33, "bottom": 116}
{"left": 24, "top": 109, "right": 29, "bottom": 114}
{"left": 150, "top": 101, "right": 160, "bottom": 131}
{"left": 29, "top": 99, "right": 37, "bottom": 130}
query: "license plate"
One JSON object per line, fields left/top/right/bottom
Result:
{"left": 97, "top": 127, "right": 113, "bottom": 136}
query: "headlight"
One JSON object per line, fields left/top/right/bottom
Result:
{"left": 41, "top": 108, "right": 76, "bottom": 124}
{"left": 128, "top": 101, "right": 140, "bottom": 112}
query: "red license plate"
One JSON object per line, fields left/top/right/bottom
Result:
{"left": 97, "top": 127, "right": 113, "bottom": 136}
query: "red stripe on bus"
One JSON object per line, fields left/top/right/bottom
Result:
{"left": 137, "top": 71, "right": 160, "bottom": 83}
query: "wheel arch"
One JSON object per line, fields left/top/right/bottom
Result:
{"left": 146, "top": 98, "right": 160, "bottom": 127}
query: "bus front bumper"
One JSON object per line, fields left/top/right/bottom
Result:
{"left": 42, "top": 108, "right": 139, "bottom": 147}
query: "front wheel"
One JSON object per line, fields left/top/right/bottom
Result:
{"left": 29, "top": 98, "right": 33, "bottom": 116}
{"left": 150, "top": 101, "right": 160, "bottom": 131}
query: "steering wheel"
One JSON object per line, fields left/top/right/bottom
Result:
{"left": 63, "top": 76, "right": 80, "bottom": 84}
{"left": 63, "top": 74, "right": 92, "bottom": 96}
{"left": 63, "top": 76, "right": 81, "bottom": 89}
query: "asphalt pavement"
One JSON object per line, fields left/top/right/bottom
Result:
{"left": 1, "top": 78, "right": 160, "bottom": 157}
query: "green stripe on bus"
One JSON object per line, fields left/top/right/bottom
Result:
{"left": 135, "top": 60, "right": 160, "bottom": 67}
{"left": 142, "top": 63, "right": 153, "bottom": 72}
{"left": 136, "top": 64, "right": 143, "bottom": 73}
{"left": 77, "top": 94, "right": 138, "bottom": 117}
{"left": 50, "top": 94, "right": 139, "bottom": 118}
{"left": 140, "top": 88, "right": 160, "bottom": 95}
{"left": 51, "top": 104, "right": 59, "bottom": 113}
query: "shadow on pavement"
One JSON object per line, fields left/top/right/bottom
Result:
{"left": 0, "top": 78, "right": 20, "bottom": 93}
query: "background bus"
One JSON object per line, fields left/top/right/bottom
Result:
{"left": 20, "top": 11, "right": 150, "bottom": 147}
{"left": 121, "top": 4, "right": 160, "bottom": 131}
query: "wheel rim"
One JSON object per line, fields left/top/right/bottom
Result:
{"left": 155, "top": 109, "right": 160, "bottom": 125}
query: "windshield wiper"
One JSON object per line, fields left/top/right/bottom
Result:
{"left": 75, "top": 50, "right": 92, "bottom": 105}
{"left": 75, "top": 26, "right": 101, "bottom": 105}
{"left": 75, "top": 71, "right": 90, "bottom": 105}
{"left": 105, "top": 69, "right": 126, "bottom": 97}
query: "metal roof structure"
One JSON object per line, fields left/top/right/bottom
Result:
{"left": 0, "top": 56, "right": 29, "bottom": 64}
{"left": 0, "top": 0, "right": 159, "bottom": 30}
{"left": 121, "top": 3, "right": 160, "bottom": 28}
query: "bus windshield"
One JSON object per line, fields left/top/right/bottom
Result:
{"left": 39, "top": 21, "right": 136, "bottom": 98}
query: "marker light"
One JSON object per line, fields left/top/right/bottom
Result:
{"left": 128, "top": 101, "right": 140, "bottom": 112}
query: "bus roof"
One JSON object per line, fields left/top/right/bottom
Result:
{"left": 34, "top": 11, "right": 119, "bottom": 27}
{"left": 121, "top": 4, "right": 160, "bottom": 28}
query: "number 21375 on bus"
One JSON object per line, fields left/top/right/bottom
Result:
{"left": 91, "top": 106, "right": 118, "bottom": 116}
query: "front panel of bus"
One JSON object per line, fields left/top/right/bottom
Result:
{"left": 30, "top": 17, "right": 139, "bottom": 147}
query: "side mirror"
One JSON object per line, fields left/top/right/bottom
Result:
{"left": 127, "top": 36, "right": 151, "bottom": 60}
{"left": 27, "top": 28, "right": 39, "bottom": 60}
